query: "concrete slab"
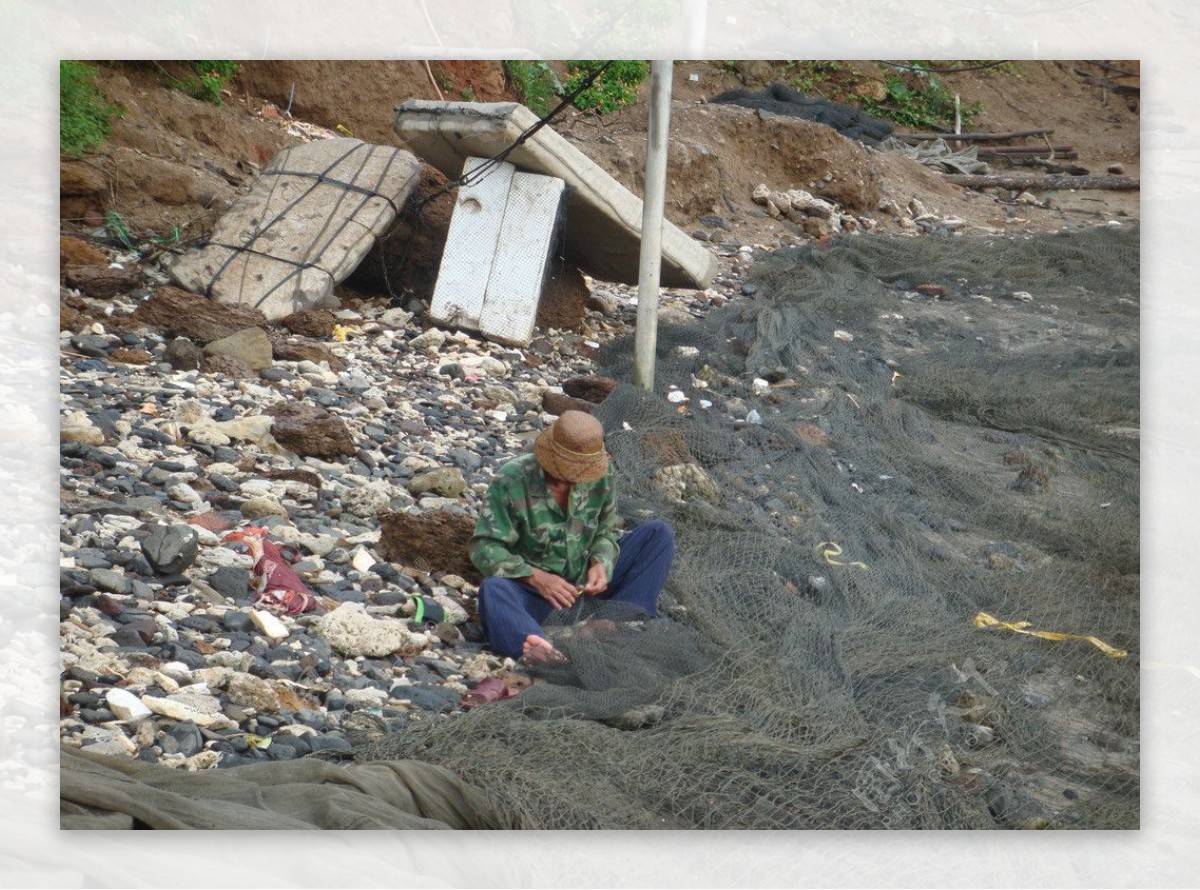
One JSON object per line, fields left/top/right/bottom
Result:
{"left": 394, "top": 100, "right": 717, "bottom": 290}
{"left": 170, "top": 138, "right": 420, "bottom": 320}
{"left": 431, "top": 157, "right": 565, "bottom": 345}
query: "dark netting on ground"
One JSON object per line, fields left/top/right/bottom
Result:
{"left": 358, "top": 225, "right": 1139, "bottom": 830}
{"left": 708, "top": 81, "right": 895, "bottom": 144}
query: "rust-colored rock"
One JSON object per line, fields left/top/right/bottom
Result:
{"left": 60, "top": 236, "right": 109, "bottom": 271}
{"left": 542, "top": 391, "right": 595, "bottom": 416}
{"left": 638, "top": 429, "right": 694, "bottom": 466}
{"left": 281, "top": 309, "right": 337, "bottom": 338}
{"left": 1002, "top": 449, "right": 1033, "bottom": 467}
{"left": 109, "top": 348, "right": 152, "bottom": 365}
{"left": 265, "top": 401, "right": 355, "bottom": 459}
{"left": 562, "top": 375, "right": 619, "bottom": 404}
{"left": 60, "top": 304, "right": 81, "bottom": 331}
{"left": 379, "top": 509, "right": 480, "bottom": 584}
{"left": 187, "top": 512, "right": 233, "bottom": 533}
{"left": 271, "top": 336, "right": 345, "bottom": 371}
{"left": 795, "top": 423, "right": 833, "bottom": 450}
{"left": 132, "top": 285, "right": 267, "bottom": 344}
{"left": 63, "top": 265, "right": 143, "bottom": 299}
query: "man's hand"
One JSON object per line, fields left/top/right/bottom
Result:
{"left": 528, "top": 567, "right": 579, "bottom": 609}
{"left": 580, "top": 561, "right": 608, "bottom": 596}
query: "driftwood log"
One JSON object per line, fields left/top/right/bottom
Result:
{"left": 1073, "top": 68, "right": 1140, "bottom": 96}
{"left": 976, "top": 145, "right": 1075, "bottom": 156}
{"left": 894, "top": 128, "right": 1054, "bottom": 144}
{"left": 942, "top": 173, "right": 1139, "bottom": 191}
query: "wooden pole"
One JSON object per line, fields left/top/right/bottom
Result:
{"left": 633, "top": 60, "right": 673, "bottom": 392}
{"left": 942, "top": 173, "right": 1139, "bottom": 190}
{"left": 894, "top": 128, "right": 1056, "bottom": 144}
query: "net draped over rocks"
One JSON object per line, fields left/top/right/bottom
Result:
{"left": 359, "top": 225, "right": 1139, "bottom": 830}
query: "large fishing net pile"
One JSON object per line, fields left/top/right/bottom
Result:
{"left": 360, "top": 224, "right": 1139, "bottom": 829}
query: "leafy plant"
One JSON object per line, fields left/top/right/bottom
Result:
{"left": 60, "top": 61, "right": 121, "bottom": 156}
{"left": 786, "top": 60, "right": 867, "bottom": 101}
{"left": 179, "top": 60, "right": 239, "bottom": 105}
{"left": 864, "top": 63, "right": 983, "bottom": 129}
{"left": 503, "top": 60, "right": 561, "bottom": 116}
{"left": 564, "top": 60, "right": 648, "bottom": 115}
{"left": 432, "top": 66, "right": 455, "bottom": 93}
{"left": 504, "top": 60, "right": 649, "bottom": 117}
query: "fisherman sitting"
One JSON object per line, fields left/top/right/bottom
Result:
{"left": 470, "top": 410, "right": 675, "bottom": 662}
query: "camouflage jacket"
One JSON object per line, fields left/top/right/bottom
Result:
{"left": 470, "top": 452, "right": 621, "bottom": 586}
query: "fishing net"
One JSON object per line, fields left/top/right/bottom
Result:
{"left": 359, "top": 224, "right": 1140, "bottom": 830}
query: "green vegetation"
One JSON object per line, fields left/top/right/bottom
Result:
{"left": 708, "top": 59, "right": 1004, "bottom": 131}
{"left": 60, "top": 61, "right": 121, "bottom": 156}
{"left": 563, "top": 60, "right": 648, "bottom": 115}
{"left": 176, "top": 60, "right": 239, "bottom": 105}
{"left": 504, "top": 60, "right": 649, "bottom": 117}
{"left": 864, "top": 63, "right": 984, "bottom": 129}
{"left": 126, "top": 60, "right": 240, "bottom": 105}
{"left": 503, "top": 61, "right": 561, "bottom": 117}
{"left": 785, "top": 60, "right": 868, "bottom": 103}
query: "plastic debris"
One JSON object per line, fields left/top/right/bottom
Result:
{"left": 972, "top": 612, "right": 1128, "bottom": 658}
{"left": 225, "top": 527, "right": 320, "bottom": 614}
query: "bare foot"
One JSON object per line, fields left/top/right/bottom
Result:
{"left": 522, "top": 634, "right": 567, "bottom": 665}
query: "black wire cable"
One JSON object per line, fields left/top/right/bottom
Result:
{"left": 411, "top": 60, "right": 616, "bottom": 210}
{"left": 378, "top": 60, "right": 619, "bottom": 298}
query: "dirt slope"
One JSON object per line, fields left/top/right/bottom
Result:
{"left": 60, "top": 60, "right": 1139, "bottom": 268}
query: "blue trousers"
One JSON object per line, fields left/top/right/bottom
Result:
{"left": 477, "top": 520, "right": 675, "bottom": 659}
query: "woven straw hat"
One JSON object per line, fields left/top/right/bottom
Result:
{"left": 534, "top": 410, "right": 609, "bottom": 484}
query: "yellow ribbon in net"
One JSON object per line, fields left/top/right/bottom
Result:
{"left": 817, "top": 542, "right": 869, "bottom": 570}
{"left": 973, "top": 611, "right": 1128, "bottom": 658}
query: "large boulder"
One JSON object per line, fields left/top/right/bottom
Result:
{"left": 131, "top": 285, "right": 268, "bottom": 344}
{"left": 379, "top": 509, "right": 479, "bottom": 583}
{"left": 314, "top": 603, "right": 428, "bottom": 658}
{"left": 270, "top": 336, "right": 345, "bottom": 371}
{"left": 63, "top": 265, "right": 143, "bottom": 299}
{"left": 202, "top": 327, "right": 273, "bottom": 370}
{"left": 141, "top": 523, "right": 199, "bottom": 575}
{"left": 169, "top": 138, "right": 421, "bottom": 320}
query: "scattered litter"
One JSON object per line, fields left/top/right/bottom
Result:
{"left": 250, "top": 609, "right": 290, "bottom": 643}
{"left": 972, "top": 612, "right": 1128, "bottom": 658}
{"left": 226, "top": 527, "right": 320, "bottom": 615}
{"left": 817, "top": 542, "right": 869, "bottom": 570}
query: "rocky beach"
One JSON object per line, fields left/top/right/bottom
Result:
{"left": 57, "top": 235, "right": 758, "bottom": 770}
